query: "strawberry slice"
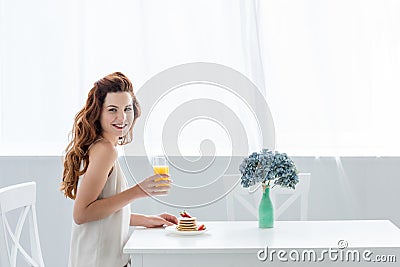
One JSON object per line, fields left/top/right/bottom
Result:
{"left": 179, "top": 211, "right": 192, "bottom": 218}
{"left": 197, "top": 224, "right": 206, "bottom": 231}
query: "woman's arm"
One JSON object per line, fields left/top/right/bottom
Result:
{"left": 130, "top": 213, "right": 178, "bottom": 227}
{"left": 73, "top": 141, "right": 170, "bottom": 225}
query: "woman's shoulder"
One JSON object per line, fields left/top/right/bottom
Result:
{"left": 88, "top": 139, "right": 117, "bottom": 162}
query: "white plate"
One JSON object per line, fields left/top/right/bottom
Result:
{"left": 165, "top": 225, "right": 208, "bottom": 236}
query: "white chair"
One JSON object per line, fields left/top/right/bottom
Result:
{"left": 223, "top": 173, "right": 311, "bottom": 221}
{"left": 0, "top": 182, "right": 45, "bottom": 267}
{"left": 271, "top": 173, "right": 311, "bottom": 220}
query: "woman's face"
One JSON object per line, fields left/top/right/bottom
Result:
{"left": 99, "top": 92, "right": 134, "bottom": 144}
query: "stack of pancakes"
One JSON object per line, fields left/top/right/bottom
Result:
{"left": 176, "top": 217, "right": 197, "bottom": 231}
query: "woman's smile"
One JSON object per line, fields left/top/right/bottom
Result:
{"left": 112, "top": 123, "right": 128, "bottom": 130}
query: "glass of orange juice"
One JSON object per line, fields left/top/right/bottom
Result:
{"left": 152, "top": 156, "right": 170, "bottom": 185}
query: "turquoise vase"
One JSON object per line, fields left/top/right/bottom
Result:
{"left": 258, "top": 184, "right": 274, "bottom": 228}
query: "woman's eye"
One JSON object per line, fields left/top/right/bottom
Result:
{"left": 108, "top": 108, "right": 117, "bottom": 112}
{"left": 125, "top": 107, "right": 133, "bottom": 112}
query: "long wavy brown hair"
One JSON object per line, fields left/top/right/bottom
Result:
{"left": 61, "top": 72, "right": 141, "bottom": 199}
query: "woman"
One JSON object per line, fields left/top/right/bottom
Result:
{"left": 61, "top": 72, "right": 177, "bottom": 267}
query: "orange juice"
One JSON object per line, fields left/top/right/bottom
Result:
{"left": 153, "top": 165, "right": 169, "bottom": 175}
{"left": 153, "top": 165, "right": 170, "bottom": 185}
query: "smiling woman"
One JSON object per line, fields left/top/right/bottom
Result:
{"left": 61, "top": 72, "right": 141, "bottom": 200}
{"left": 60, "top": 72, "right": 178, "bottom": 267}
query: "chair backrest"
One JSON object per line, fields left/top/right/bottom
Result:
{"left": 0, "top": 182, "right": 45, "bottom": 267}
{"left": 223, "top": 173, "right": 311, "bottom": 221}
{"left": 271, "top": 173, "right": 311, "bottom": 220}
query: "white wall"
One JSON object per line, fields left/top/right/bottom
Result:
{"left": 0, "top": 156, "right": 399, "bottom": 266}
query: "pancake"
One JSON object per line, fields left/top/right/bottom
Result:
{"left": 176, "top": 217, "right": 197, "bottom": 232}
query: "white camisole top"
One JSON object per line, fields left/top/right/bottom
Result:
{"left": 68, "top": 159, "right": 130, "bottom": 267}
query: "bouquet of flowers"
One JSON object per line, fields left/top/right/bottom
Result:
{"left": 239, "top": 149, "right": 299, "bottom": 189}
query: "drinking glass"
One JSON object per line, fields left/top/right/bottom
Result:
{"left": 152, "top": 156, "right": 170, "bottom": 183}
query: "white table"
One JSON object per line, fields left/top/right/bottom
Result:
{"left": 123, "top": 220, "right": 400, "bottom": 266}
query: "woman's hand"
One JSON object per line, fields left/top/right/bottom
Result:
{"left": 136, "top": 174, "right": 171, "bottom": 197}
{"left": 142, "top": 213, "right": 178, "bottom": 228}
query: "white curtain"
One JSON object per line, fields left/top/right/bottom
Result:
{"left": 1, "top": 0, "right": 399, "bottom": 156}
{"left": 257, "top": 0, "right": 400, "bottom": 156}
{"left": 0, "top": 0, "right": 81, "bottom": 155}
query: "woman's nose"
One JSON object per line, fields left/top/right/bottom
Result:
{"left": 117, "top": 110, "right": 126, "bottom": 121}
